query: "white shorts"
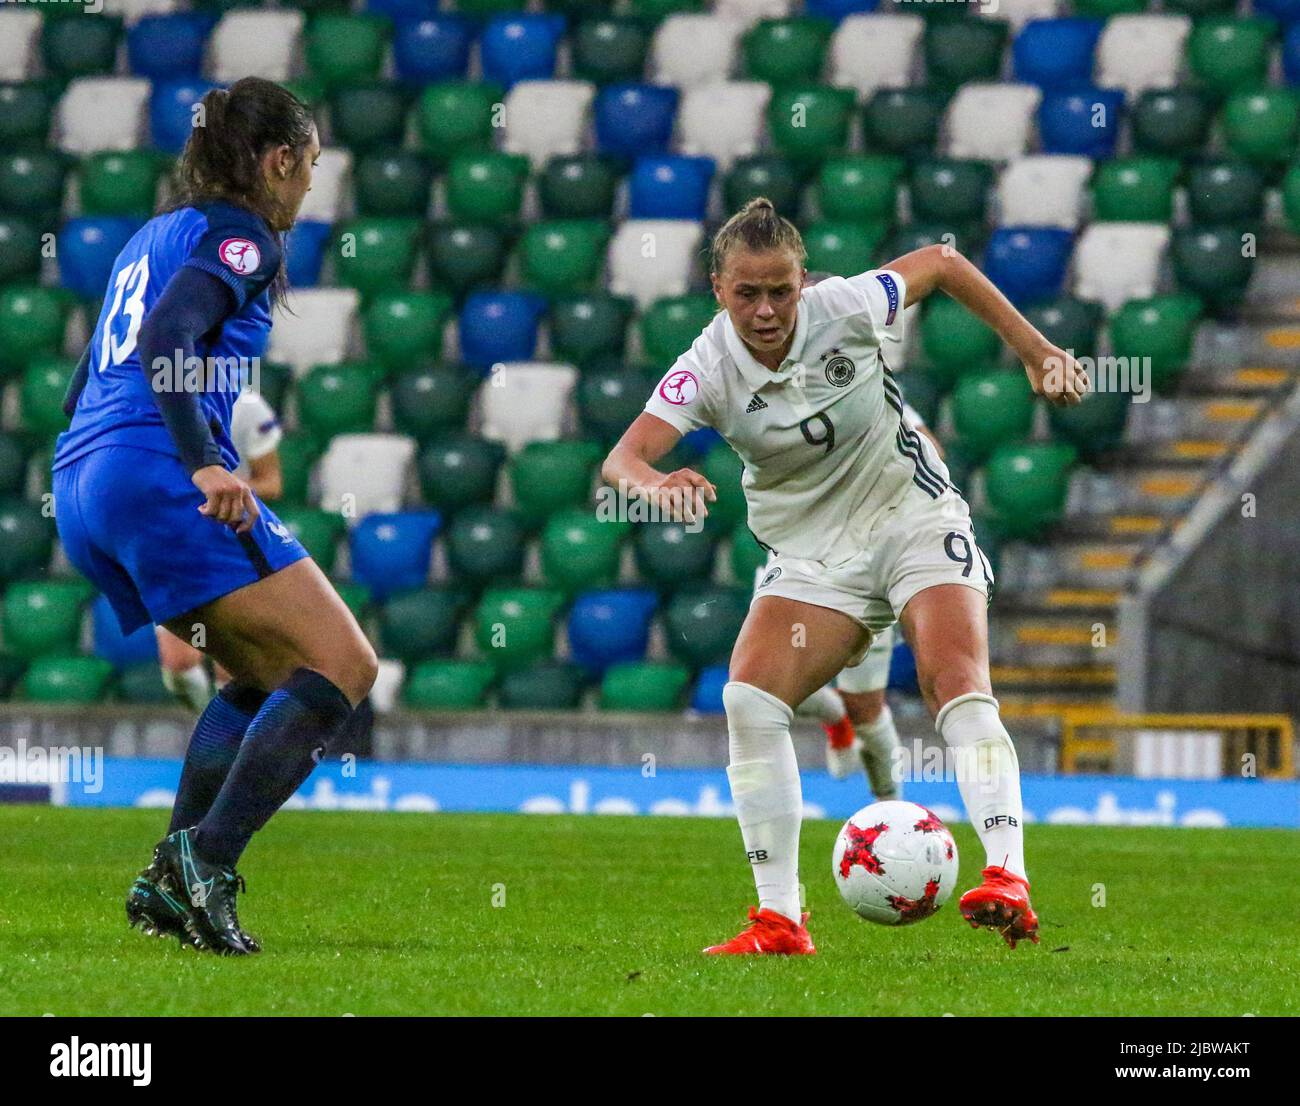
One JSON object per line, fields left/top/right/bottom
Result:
{"left": 834, "top": 625, "right": 894, "bottom": 694}
{"left": 751, "top": 488, "right": 994, "bottom": 639}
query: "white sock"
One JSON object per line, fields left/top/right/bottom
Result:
{"left": 857, "top": 703, "right": 902, "bottom": 800}
{"left": 936, "top": 692, "right": 1027, "bottom": 881}
{"left": 723, "top": 681, "right": 803, "bottom": 923}
{"left": 161, "top": 663, "right": 213, "bottom": 713}
{"left": 796, "top": 684, "right": 846, "bottom": 725}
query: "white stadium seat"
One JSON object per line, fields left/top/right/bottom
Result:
{"left": 209, "top": 10, "right": 304, "bottom": 83}
{"left": 296, "top": 147, "right": 352, "bottom": 223}
{"left": 268, "top": 288, "right": 359, "bottom": 375}
{"left": 944, "top": 83, "right": 1041, "bottom": 162}
{"left": 653, "top": 14, "right": 746, "bottom": 88}
{"left": 0, "top": 11, "right": 42, "bottom": 81}
{"left": 369, "top": 659, "right": 406, "bottom": 715}
{"left": 830, "top": 15, "right": 924, "bottom": 99}
{"left": 477, "top": 363, "right": 579, "bottom": 454}
{"left": 111, "top": 0, "right": 182, "bottom": 22}
{"left": 502, "top": 80, "right": 595, "bottom": 170}
{"left": 678, "top": 81, "right": 771, "bottom": 171}
{"left": 318, "top": 434, "right": 417, "bottom": 519}
{"left": 57, "top": 79, "right": 151, "bottom": 155}
{"left": 975, "top": 0, "right": 1062, "bottom": 32}
{"left": 1073, "top": 223, "right": 1171, "bottom": 312}
{"left": 607, "top": 220, "right": 704, "bottom": 311}
{"left": 714, "top": 0, "right": 794, "bottom": 24}
{"left": 1096, "top": 15, "right": 1191, "bottom": 99}
{"left": 997, "top": 155, "right": 1094, "bottom": 229}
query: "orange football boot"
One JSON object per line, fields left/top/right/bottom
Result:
{"left": 959, "top": 866, "right": 1040, "bottom": 949}
{"left": 823, "top": 717, "right": 861, "bottom": 780}
{"left": 703, "top": 907, "right": 816, "bottom": 956}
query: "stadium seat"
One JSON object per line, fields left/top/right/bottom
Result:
{"left": 0, "top": 83, "right": 58, "bottom": 151}
{"left": 478, "top": 363, "right": 579, "bottom": 454}
{"left": 390, "top": 364, "right": 477, "bottom": 443}
{"left": 0, "top": 218, "right": 42, "bottom": 286}
{"left": 297, "top": 363, "right": 377, "bottom": 438}
{"left": 1046, "top": 386, "right": 1128, "bottom": 461}
{"left": 541, "top": 509, "right": 626, "bottom": 595}
{"left": 1283, "top": 164, "right": 1300, "bottom": 233}
{"left": 678, "top": 82, "right": 771, "bottom": 171}
{"left": 919, "top": 297, "right": 1001, "bottom": 391}
{"left": 0, "top": 436, "right": 26, "bottom": 499}
{"left": 518, "top": 220, "right": 608, "bottom": 295}
{"left": 379, "top": 586, "right": 470, "bottom": 662}
{"left": 690, "top": 665, "right": 729, "bottom": 714}
{"left": 427, "top": 222, "right": 509, "bottom": 292}
{"left": 640, "top": 295, "right": 718, "bottom": 369}
{"left": 699, "top": 443, "right": 746, "bottom": 534}
{"left": 333, "top": 218, "right": 422, "bottom": 295}
{"left": 983, "top": 227, "right": 1073, "bottom": 307}
{"left": 1038, "top": 87, "right": 1124, "bottom": 158}
{"left": 457, "top": 292, "right": 546, "bottom": 371}
{"left": 509, "top": 441, "right": 603, "bottom": 528}
{"left": 982, "top": 441, "right": 1077, "bottom": 541}
{"left": 830, "top": 15, "right": 924, "bottom": 99}
{"left": 92, "top": 594, "right": 158, "bottom": 670}
{"left": 982, "top": 0, "right": 1064, "bottom": 29}
{"left": 0, "top": 501, "right": 54, "bottom": 585}
{"left": 277, "top": 506, "right": 345, "bottom": 573}
{"left": 608, "top": 220, "right": 703, "bottom": 310}
{"left": 538, "top": 155, "right": 620, "bottom": 220}
{"left": 1096, "top": 16, "right": 1190, "bottom": 99}
{"left": 767, "top": 85, "right": 855, "bottom": 165}
{"left": 502, "top": 81, "right": 596, "bottom": 169}
{"left": 1073, "top": 0, "right": 1146, "bottom": 14}
{"left": 717, "top": 0, "right": 795, "bottom": 23}
{"left": 997, "top": 156, "right": 1092, "bottom": 229}
{"left": 481, "top": 14, "right": 564, "bottom": 87}
{"left": 59, "top": 217, "right": 147, "bottom": 300}
{"left": 445, "top": 506, "right": 527, "bottom": 588}
{"left": 498, "top": 661, "right": 586, "bottom": 710}
{"left": 653, "top": 14, "right": 745, "bottom": 88}
{"left": 594, "top": 83, "right": 678, "bottom": 160}
{"left": 211, "top": 10, "right": 304, "bottom": 83}
{"left": 118, "top": 663, "right": 172, "bottom": 705}
{"left": 818, "top": 155, "right": 904, "bottom": 224}
{"left": 634, "top": 522, "right": 718, "bottom": 591}
{"left": 1130, "top": 88, "right": 1212, "bottom": 160}
{"left": 724, "top": 155, "right": 803, "bottom": 217}
{"left": 1024, "top": 296, "right": 1103, "bottom": 359}
{"left": 568, "top": 588, "right": 659, "bottom": 675}
{"left": 403, "top": 659, "right": 495, "bottom": 709}
{"left": 1187, "top": 17, "right": 1275, "bottom": 99}
{"left": 363, "top": 291, "right": 452, "bottom": 372}
{"left": 805, "top": 221, "right": 886, "bottom": 277}
{"left": 743, "top": 16, "right": 831, "bottom": 86}
{"left": 1013, "top": 18, "right": 1103, "bottom": 90}
{"left": 924, "top": 17, "right": 1009, "bottom": 95}
{"left": 600, "top": 659, "right": 690, "bottom": 710}
{"left": 474, "top": 587, "right": 565, "bottom": 674}
{"left": 862, "top": 88, "right": 945, "bottom": 159}
{"left": 416, "top": 80, "right": 504, "bottom": 165}
{"left": 1222, "top": 90, "right": 1299, "bottom": 166}
{"left": 20, "top": 358, "right": 76, "bottom": 439}
{"left": 945, "top": 84, "right": 1041, "bottom": 162}
{"left": 318, "top": 433, "right": 417, "bottom": 518}
{"left": 149, "top": 79, "right": 217, "bottom": 156}
{"left": 41, "top": 13, "right": 122, "bottom": 80}
{"left": 416, "top": 434, "right": 505, "bottom": 513}
{"left": 127, "top": 14, "right": 211, "bottom": 81}
{"left": 393, "top": 15, "right": 474, "bottom": 85}
{"left": 349, "top": 511, "right": 442, "bottom": 602}
{"left": 1187, "top": 161, "right": 1265, "bottom": 226}
{"left": 446, "top": 151, "right": 530, "bottom": 225}
{"left": 910, "top": 159, "right": 993, "bottom": 226}
{"left": 572, "top": 16, "right": 650, "bottom": 85}
{"left": 578, "top": 366, "right": 657, "bottom": 444}
{"left": 0, "top": 12, "right": 42, "bottom": 82}
{"left": 1171, "top": 226, "right": 1253, "bottom": 310}
{"left": 2, "top": 580, "right": 86, "bottom": 659}
{"left": 1285, "top": 23, "right": 1300, "bottom": 89}
{"left": 21, "top": 656, "right": 114, "bottom": 705}
{"left": 78, "top": 152, "right": 166, "bottom": 216}
{"left": 629, "top": 156, "right": 715, "bottom": 222}
{"left": 1090, "top": 156, "right": 1180, "bottom": 223}
{"left": 267, "top": 288, "right": 358, "bottom": 375}
{"left": 548, "top": 294, "right": 633, "bottom": 367}
{"left": 0, "top": 289, "right": 72, "bottom": 377}
{"left": 59, "top": 78, "right": 151, "bottom": 155}
{"left": 952, "top": 370, "right": 1037, "bottom": 462}
{"left": 277, "top": 434, "right": 321, "bottom": 507}
{"left": 664, "top": 586, "right": 748, "bottom": 668}
{"left": 1073, "top": 223, "right": 1170, "bottom": 311}
{"left": 328, "top": 85, "right": 410, "bottom": 154}
{"left": 1109, "top": 292, "right": 1201, "bottom": 392}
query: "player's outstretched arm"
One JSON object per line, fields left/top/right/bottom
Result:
{"left": 884, "top": 244, "right": 1091, "bottom": 407}
{"left": 601, "top": 412, "right": 717, "bottom": 526}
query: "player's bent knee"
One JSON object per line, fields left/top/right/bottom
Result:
{"left": 934, "top": 691, "right": 1020, "bottom": 768}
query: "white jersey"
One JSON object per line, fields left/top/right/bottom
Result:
{"left": 231, "top": 390, "right": 282, "bottom": 478}
{"left": 644, "top": 270, "right": 955, "bottom": 564}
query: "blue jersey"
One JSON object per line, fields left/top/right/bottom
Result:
{"left": 53, "top": 201, "right": 283, "bottom": 473}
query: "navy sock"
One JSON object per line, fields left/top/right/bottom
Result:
{"left": 168, "top": 682, "right": 268, "bottom": 834}
{"left": 193, "top": 668, "right": 352, "bottom": 868}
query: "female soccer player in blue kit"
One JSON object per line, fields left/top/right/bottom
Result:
{"left": 53, "top": 78, "right": 377, "bottom": 954}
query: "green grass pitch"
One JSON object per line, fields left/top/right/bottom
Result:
{"left": 1, "top": 807, "right": 1297, "bottom": 1016}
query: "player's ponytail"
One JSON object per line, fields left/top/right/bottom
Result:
{"left": 710, "top": 197, "right": 807, "bottom": 277}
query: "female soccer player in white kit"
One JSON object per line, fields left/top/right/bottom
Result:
{"left": 602, "top": 200, "right": 1089, "bottom": 954}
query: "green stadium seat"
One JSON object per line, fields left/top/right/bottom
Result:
{"left": 578, "top": 367, "right": 655, "bottom": 444}
{"left": 0, "top": 500, "right": 54, "bottom": 584}
{"left": 426, "top": 223, "right": 509, "bottom": 294}
{"left": 951, "top": 370, "right": 1036, "bottom": 463}
{"left": 1090, "top": 157, "right": 1181, "bottom": 223}
{"left": 633, "top": 522, "right": 718, "bottom": 591}
{"left": 640, "top": 295, "right": 718, "bottom": 370}
{"left": 0, "top": 436, "right": 26, "bottom": 499}
{"left": 1024, "top": 297, "right": 1104, "bottom": 360}
{"left": 276, "top": 507, "right": 346, "bottom": 574}
{"left": 743, "top": 17, "right": 831, "bottom": 87}
{"left": 519, "top": 220, "right": 609, "bottom": 296}
{"left": 699, "top": 443, "right": 746, "bottom": 534}
{"left": 0, "top": 152, "right": 68, "bottom": 219}
{"left": 473, "top": 587, "right": 565, "bottom": 673}
{"left": 328, "top": 85, "right": 409, "bottom": 153}
{"left": 920, "top": 297, "right": 1001, "bottom": 391}
{"left": 253, "top": 362, "right": 292, "bottom": 414}
{"left": 540, "top": 509, "right": 626, "bottom": 594}
{"left": 729, "top": 524, "right": 767, "bottom": 587}
{"left": 118, "top": 662, "right": 171, "bottom": 705}
{"left": 910, "top": 159, "right": 992, "bottom": 225}
{"left": 0, "top": 83, "right": 58, "bottom": 151}
{"left": 296, "top": 363, "right": 377, "bottom": 438}
{"left": 538, "top": 155, "right": 621, "bottom": 221}
{"left": 354, "top": 151, "right": 434, "bottom": 217}
{"left": 281, "top": 76, "right": 327, "bottom": 109}
{"left": 1047, "top": 389, "right": 1130, "bottom": 461}
{"left": 1171, "top": 226, "right": 1253, "bottom": 310}
{"left": 724, "top": 155, "right": 804, "bottom": 220}
{"left": 768, "top": 86, "right": 855, "bottom": 166}
{"left": 1222, "top": 90, "right": 1299, "bottom": 166}
{"left": 1284, "top": 164, "right": 1300, "bottom": 233}
{"left": 277, "top": 433, "right": 322, "bottom": 506}
{"left": 2, "top": 580, "right": 86, "bottom": 659}
{"left": 509, "top": 440, "right": 603, "bottom": 527}
{"left": 416, "top": 81, "right": 505, "bottom": 166}
{"left": 79, "top": 152, "right": 166, "bottom": 216}
{"left": 331, "top": 579, "right": 369, "bottom": 622}
{"left": 417, "top": 435, "right": 505, "bottom": 514}
{"left": 446, "top": 151, "right": 530, "bottom": 225}
{"left": 41, "top": 14, "right": 121, "bottom": 79}
{"left": 1109, "top": 293, "right": 1203, "bottom": 392}
{"left": 600, "top": 660, "right": 691, "bottom": 710}
{"left": 982, "top": 442, "right": 1077, "bottom": 542}
{"left": 0, "top": 218, "right": 42, "bottom": 286}
{"left": 0, "top": 653, "right": 25, "bottom": 700}
{"left": 306, "top": 13, "right": 389, "bottom": 89}
{"left": 1187, "top": 160, "right": 1266, "bottom": 226}
{"left": 1165, "top": 0, "right": 1235, "bottom": 13}
{"left": 390, "top": 364, "right": 478, "bottom": 443}
{"left": 572, "top": 17, "right": 650, "bottom": 85}
{"left": 333, "top": 218, "right": 423, "bottom": 295}
{"left": 362, "top": 291, "right": 452, "bottom": 372}
{"left": 454, "top": 0, "right": 528, "bottom": 14}
{"left": 862, "top": 88, "right": 944, "bottom": 159}
{"left": 548, "top": 294, "right": 633, "bottom": 368}
{"left": 664, "top": 585, "right": 749, "bottom": 668}
{"left": 626, "top": 0, "right": 705, "bottom": 18}
{"left": 379, "top": 586, "right": 471, "bottom": 663}
{"left": 499, "top": 661, "right": 586, "bottom": 710}
{"left": 817, "top": 155, "right": 904, "bottom": 225}
{"left": 924, "top": 17, "right": 1008, "bottom": 94}
{"left": 20, "top": 358, "right": 75, "bottom": 439}
{"left": 894, "top": 368, "right": 942, "bottom": 429}
{"left": 1130, "top": 89, "right": 1212, "bottom": 160}
{"left": 802, "top": 221, "right": 887, "bottom": 278}
{"left": 445, "top": 506, "right": 525, "bottom": 586}
{"left": 403, "top": 658, "right": 495, "bottom": 709}
{"left": 21, "top": 656, "right": 114, "bottom": 704}
{"left": 1186, "top": 17, "right": 1275, "bottom": 98}
{"left": 1071, "top": 0, "right": 1145, "bottom": 13}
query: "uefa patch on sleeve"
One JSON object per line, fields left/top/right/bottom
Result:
{"left": 658, "top": 369, "right": 698, "bottom": 406}
{"left": 875, "top": 273, "right": 899, "bottom": 325}
{"left": 218, "top": 238, "right": 262, "bottom": 276}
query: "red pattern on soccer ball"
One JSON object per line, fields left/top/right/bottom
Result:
{"left": 888, "top": 879, "right": 943, "bottom": 923}
{"left": 838, "top": 821, "right": 888, "bottom": 878}
{"left": 912, "top": 810, "right": 945, "bottom": 834}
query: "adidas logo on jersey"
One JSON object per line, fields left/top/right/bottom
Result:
{"left": 745, "top": 394, "right": 768, "bottom": 413}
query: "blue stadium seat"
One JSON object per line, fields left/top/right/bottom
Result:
{"left": 806, "top": 0, "right": 880, "bottom": 18}
{"left": 1285, "top": 23, "right": 1300, "bottom": 87}
{"left": 458, "top": 290, "right": 546, "bottom": 370}
{"left": 595, "top": 84, "right": 678, "bottom": 160}
{"left": 983, "top": 227, "right": 1074, "bottom": 307}
{"left": 285, "top": 220, "right": 332, "bottom": 288}
{"left": 127, "top": 14, "right": 213, "bottom": 81}
{"left": 366, "top": 0, "right": 441, "bottom": 20}
{"left": 349, "top": 511, "right": 443, "bottom": 602}
{"left": 92, "top": 594, "right": 158, "bottom": 669}
{"left": 1254, "top": 0, "right": 1300, "bottom": 25}
{"left": 481, "top": 14, "right": 565, "bottom": 87}
{"left": 567, "top": 588, "right": 658, "bottom": 675}
{"left": 690, "top": 664, "right": 728, "bottom": 714}
{"left": 628, "top": 155, "right": 715, "bottom": 220}
{"left": 887, "top": 639, "right": 918, "bottom": 695}
{"left": 1013, "top": 19, "right": 1103, "bottom": 91}
{"left": 1038, "top": 87, "right": 1124, "bottom": 158}
{"left": 393, "top": 15, "right": 475, "bottom": 84}
{"left": 59, "top": 217, "right": 147, "bottom": 299}
{"left": 151, "top": 79, "right": 220, "bottom": 155}
{"left": 679, "top": 427, "right": 724, "bottom": 458}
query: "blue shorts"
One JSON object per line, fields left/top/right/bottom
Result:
{"left": 53, "top": 445, "right": 310, "bottom": 635}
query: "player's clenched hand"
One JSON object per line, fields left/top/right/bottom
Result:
{"left": 643, "top": 468, "right": 717, "bottom": 525}
{"left": 1023, "top": 341, "right": 1090, "bottom": 407}
{"left": 192, "top": 465, "right": 260, "bottom": 534}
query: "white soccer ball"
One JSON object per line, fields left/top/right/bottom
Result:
{"left": 832, "top": 800, "right": 959, "bottom": 925}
